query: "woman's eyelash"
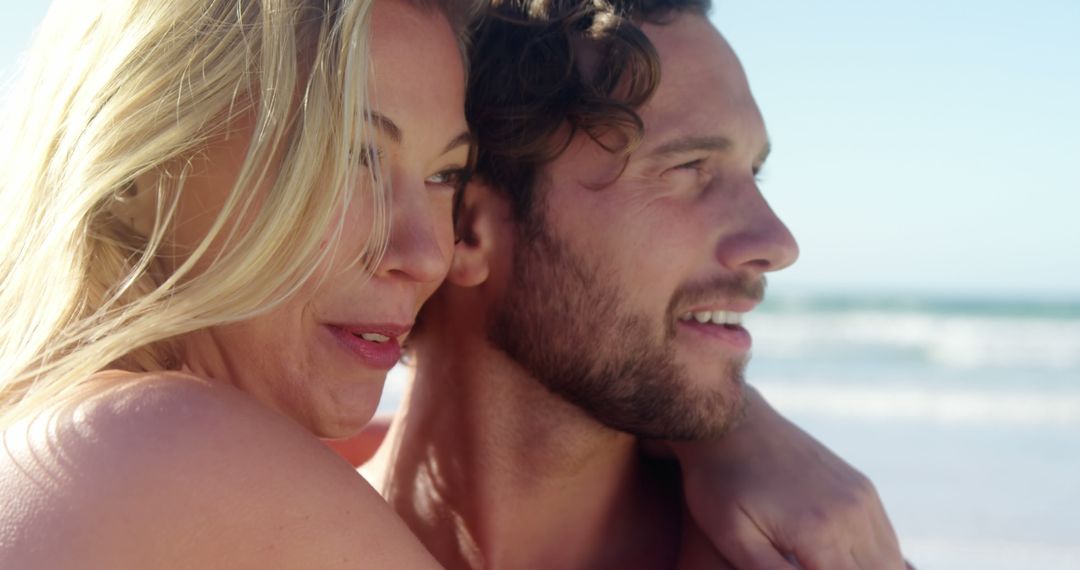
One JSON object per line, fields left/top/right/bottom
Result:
{"left": 355, "top": 145, "right": 384, "bottom": 168}
{"left": 426, "top": 168, "right": 468, "bottom": 187}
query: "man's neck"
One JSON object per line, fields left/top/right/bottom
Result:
{"left": 374, "top": 329, "right": 683, "bottom": 569}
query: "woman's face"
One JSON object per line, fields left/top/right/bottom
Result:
{"left": 171, "top": 0, "right": 469, "bottom": 437}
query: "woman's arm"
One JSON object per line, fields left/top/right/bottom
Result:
{"left": 338, "top": 387, "right": 910, "bottom": 568}
{"left": 662, "top": 385, "right": 908, "bottom": 570}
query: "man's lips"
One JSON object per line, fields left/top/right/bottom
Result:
{"left": 675, "top": 304, "right": 756, "bottom": 352}
{"left": 324, "top": 323, "right": 411, "bottom": 369}
{"left": 677, "top": 318, "right": 753, "bottom": 352}
{"left": 681, "top": 298, "right": 760, "bottom": 315}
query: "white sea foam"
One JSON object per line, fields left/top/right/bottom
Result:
{"left": 903, "top": 537, "right": 1080, "bottom": 570}
{"left": 750, "top": 311, "right": 1080, "bottom": 370}
{"left": 755, "top": 380, "right": 1080, "bottom": 427}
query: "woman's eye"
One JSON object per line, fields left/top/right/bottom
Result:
{"left": 426, "top": 168, "right": 467, "bottom": 188}
{"left": 355, "top": 145, "right": 384, "bottom": 168}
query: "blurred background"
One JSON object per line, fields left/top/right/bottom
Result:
{"left": 713, "top": 1, "right": 1079, "bottom": 569}
{"left": 4, "top": 1, "right": 1077, "bottom": 568}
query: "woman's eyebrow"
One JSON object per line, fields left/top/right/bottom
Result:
{"left": 442, "top": 131, "right": 472, "bottom": 155}
{"left": 365, "top": 110, "right": 470, "bottom": 156}
{"left": 364, "top": 111, "right": 403, "bottom": 143}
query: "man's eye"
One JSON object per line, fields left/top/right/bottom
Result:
{"left": 426, "top": 168, "right": 467, "bottom": 188}
{"left": 673, "top": 158, "right": 707, "bottom": 171}
{"left": 663, "top": 159, "right": 711, "bottom": 183}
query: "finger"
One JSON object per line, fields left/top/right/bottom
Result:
{"left": 851, "top": 544, "right": 905, "bottom": 570}
{"left": 790, "top": 542, "right": 859, "bottom": 570}
{"left": 786, "top": 524, "right": 859, "bottom": 570}
{"left": 770, "top": 503, "right": 862, "bottom": 570}
{"left": 850, "top": 532, "right": 905, "bottom": 570}
{"left": 808, "top": 474, "right": 902, "bottom": 570}
{"left": 850, "top": 497, "right": 905, "bottom": 569}
{"left": 713, "top": 513, "right": 798, "bottom": 570}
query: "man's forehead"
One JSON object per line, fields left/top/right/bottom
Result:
{"left": 636, "top": 13, "right": 767, "bottom": 154}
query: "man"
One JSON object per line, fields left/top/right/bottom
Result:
{"left": 363, "top": 0, "right": 909, "bottom": 567}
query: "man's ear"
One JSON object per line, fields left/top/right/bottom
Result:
{"left": 449, "top": 177, "right": 510, "bottom": 288}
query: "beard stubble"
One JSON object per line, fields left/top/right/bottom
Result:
{"left": 487, "top": 206, "right": 758, "bottom": 440}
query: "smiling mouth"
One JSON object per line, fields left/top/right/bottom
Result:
{"left": 675, "top": 310, "right": 753, "bottom": 352}
{"left": 678, "top": 310, "right": 744, "bottom": 328}
{"left": 325, "top": 325, "right": 406, "bottom": 369}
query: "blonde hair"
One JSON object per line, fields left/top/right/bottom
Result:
{"left": 0, "top": 0, "right": 388, "bottom": 428}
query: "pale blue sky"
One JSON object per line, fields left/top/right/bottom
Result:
{"left": 3, "top": 1, "right": 1077, "bottom": 298}
{"left": 712, "top": 0, "right": 1080, "bottom": 298}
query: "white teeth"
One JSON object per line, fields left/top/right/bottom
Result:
{"left": 680, "top": 310, "right": 745, "bottom": 326}
{"left": 359, "top": 332, "right": 390, "bottom": 343}
{"left": 709, "top": 310, "right": 743, "bottom": 325}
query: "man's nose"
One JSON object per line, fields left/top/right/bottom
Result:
{"left": 374, "top": 175, "right": 450, "bottom": 285}
{"left": 713, "top": 183, "right": 800, "bottom": 274}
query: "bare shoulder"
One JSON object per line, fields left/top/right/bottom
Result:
{"left": 0, "top": 372, "right": 439, "bottom": 569}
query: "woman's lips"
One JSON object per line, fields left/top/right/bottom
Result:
{"left": 324, "top": 324, "right": 404, "bottom": 369}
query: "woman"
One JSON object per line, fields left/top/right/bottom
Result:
{"left": 0, "top": 0, "right": 473, "bottom": 566}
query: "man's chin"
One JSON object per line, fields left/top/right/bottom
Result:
{"left": 621, "top": 361, "right": 749, "bottom": 441}
{"left": 691, "top": 382, "right": 750, "bottom": 440}
{"left": 596, "top": 385, "right": 747, "bottom": 441}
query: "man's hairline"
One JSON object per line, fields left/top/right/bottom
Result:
{"left": 531, "top": 7, "right": 716, "bottom": 181}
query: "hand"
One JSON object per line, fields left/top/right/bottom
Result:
{"left": 665, "top": 386, "right": 907, "bottom": 570}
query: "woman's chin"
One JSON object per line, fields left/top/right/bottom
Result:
{"left": 313, "top": 415, "right": 376, "bottom": 440}
{"left": 308, "top": 389, "right": 384, "bottom": 439}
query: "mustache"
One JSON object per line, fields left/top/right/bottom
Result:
{"left": 668, "top": 274, "right": 766, "bottom": 313}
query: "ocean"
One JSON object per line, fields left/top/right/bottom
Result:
{"left": 749, "top": 293, "right": 1080, "bottom": 570}
{"left": 377, "top": 293, "right": 1080, "bottom": 569}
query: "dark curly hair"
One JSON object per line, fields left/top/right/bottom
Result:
{"left": 465, "top": 0, "right": 711, "bottom": 220}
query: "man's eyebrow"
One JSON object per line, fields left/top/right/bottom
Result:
{"left": 649, "top": 135, "right": 732, "bottom": 158}
{"left": 364, "top": 111, "right": 403, "bottom": 143}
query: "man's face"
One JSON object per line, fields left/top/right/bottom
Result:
{"left": 488, "top": 13, "right": 799, "bottom": 439}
